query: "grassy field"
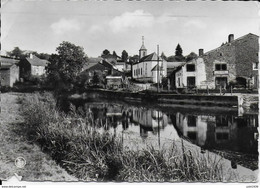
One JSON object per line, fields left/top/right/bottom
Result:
{"left": 0, "top": 92, "right": 77, "bottom": 181}
{"left": 17, "top": 91, "right": 231, "bottom": 182}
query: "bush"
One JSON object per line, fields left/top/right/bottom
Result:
{"left": 0, "top": 85, "right": 12, "bottom": 93}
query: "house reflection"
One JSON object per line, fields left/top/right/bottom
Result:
{"left": 172, "top": 112, "right": 258, "bottom": 154}
{"left": 84, "top": 103, "right": 169, "bottom": 140}
{"left": 131, "top": 108, "right": 168, "bottom": 139}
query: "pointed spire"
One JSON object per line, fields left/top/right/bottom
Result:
{"left": 139, "top": 36, "right": 146, "bottom": 50}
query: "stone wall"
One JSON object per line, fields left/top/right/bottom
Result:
{"left": 202, "top": 33, "right": 259, "bottom": 89}
{"left": 202, "top": 43, "right": 236, "bottom": 89}
{"left": 0, "top": 69, "right": 11, "bottom": 86}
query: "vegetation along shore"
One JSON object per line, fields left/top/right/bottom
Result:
{"left": 16, "top": 91, "right": 249, "bottom": 182}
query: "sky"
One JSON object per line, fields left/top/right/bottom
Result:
{"left": 2, "top": 1, "right": 259, "bottom": 58}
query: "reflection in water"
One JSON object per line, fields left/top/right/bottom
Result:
{"left": 68, "top": 100, "right": 258, "bottom": 171}
{"left": 173, "top": 113, "right": 258, "bottom": 154}
{"left": 80, "top": 102, "right": 258, "bottom": 155}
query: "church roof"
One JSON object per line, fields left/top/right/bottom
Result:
{"left": 139, "top": 52, "right": 162, "bottom": 62}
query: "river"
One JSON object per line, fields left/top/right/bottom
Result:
{"left": 62, "top": 96, "right": 258, "bottom": 181}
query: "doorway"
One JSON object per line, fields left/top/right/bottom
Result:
{"left": 215, "top": 77, "right": 227, "bottom": 89}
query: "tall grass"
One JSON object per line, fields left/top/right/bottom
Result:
{"left": 19, "top": 92, "right": 225, "bottom": 182}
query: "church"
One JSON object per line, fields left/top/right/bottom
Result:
{"left": 132, "top": 37, "right": 167, "bottom": 83}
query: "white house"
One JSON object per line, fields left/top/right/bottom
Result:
{"left": 175, "top": 57, "right": 207, "bottom": 89}
{"left": 132, "top": 38, "right": 167, "bottom": 83}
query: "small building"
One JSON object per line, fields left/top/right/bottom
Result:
{"left": 80, "top": 58, "right": 124, "bottom": 88}
{"left": 167, "top": 61, "right": 186, "bottom": 90}
{"left": 19, "top": 54, "right": 49, "bottom": 79}
{"left": 106, "top": 76, "right": 123, "bottom": 89}
{"left": 175, "top": 58, "right": 207, "bottom": 89}
{"left": 101, "top": 54, "right": 128, "bottom": 72}
{"left": 0, "top": 56, "right": 20, "bottom": 87}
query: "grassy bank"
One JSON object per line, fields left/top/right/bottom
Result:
{"left": 19, "top": 92, "right": 227, "bottom": 182}
{"left": 0, "top": 92, "right": 76, "bottom": 181}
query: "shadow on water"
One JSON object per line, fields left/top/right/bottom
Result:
{"left": 58, "top": 96, "right": 258, "bottom": 171}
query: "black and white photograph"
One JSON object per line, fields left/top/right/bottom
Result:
{"left": 0, "top": 0, "right": 259, "bottom": 187}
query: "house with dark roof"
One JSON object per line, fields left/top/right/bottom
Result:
{"left": 101, "top": 54, "right": 129, "bottom": 72}
{"left": 0, "top": 56, "right": 20, "bottom": 87}
{"left": 19, "top": 54, "right": 49, "bottom": 79}
{"left": 80, "top": 58, "right": 124, "bottom": 88}
{"left": 132, "top": 38, "right": 167, "bottom": 83}
{"left": 174, "top": 33, "right": 259, "bottom": 90}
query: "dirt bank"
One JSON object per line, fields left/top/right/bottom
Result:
{"left": 0, "top": 92, "right": 77, "bottom": 181}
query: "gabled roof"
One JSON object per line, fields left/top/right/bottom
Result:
{"left": 204, "top": 33, "right": 259, "bottom": 56}
{"left": 139, "top": 52, "right": 162, "bottom": 63}
{"left": 1, "top": 56, "right": 20, "bottom": 64}
{"left": 0, "top": 63, "right": 17, "bottom": 70}
{"left": 167, "top": 61, "right": 186, "bottom": 69}
{"left": 0, "top": 56, "right": 19, "bottom": 70}
{"left": 151, "top": 64, "right": 164, "bottom": 71}
{"left": 83, "top": 57, "right": 103, "bottom": 70}
{"left": 26, "top": 55, "right": 49, "bottom": 66}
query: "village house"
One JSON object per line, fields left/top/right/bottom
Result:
{"left": 167, "top": 61, "right": 186, "bottom": 90}
{"left": 80, "top": 57, "right": 124, "bottom": 89}
{"left": 0, "top": 56, "right": 20, "bottom": 87}
{"left": 132, "top": 38, "right": 167, "bottom": 83}
{"left": 101, "top": 54, "right": 129, "bottom": 72}
{"left": 19, "top": 54, "right": 49, "bottom": 80}
{"left": 173, "top": 33, "right": 259, "bottom": 90}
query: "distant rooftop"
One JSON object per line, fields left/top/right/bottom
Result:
{"left": 139, "top": 52, "right": 163, "bottom": 63}
{"left": 26, "top": 55, "right": 49, "bottom": 66}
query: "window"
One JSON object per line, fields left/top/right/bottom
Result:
{"left": 141, "top": 68, "right": 142, "bottom": 75}
{"left": 216, "top": 116, "right": 228, "bottom": 127}
{"left": 186, "top": 64, "right": 195, "bottom": 72}
{"left": 253, "top": 62, "right": 258, "bottom": 70}
{"left": 187, "top": 116, "right": 196, "bottom": 127}
{"left": 178, "top": 78, "right": 181, "bottom": 87}
{"left": 215, "top": 64, "right": 227, "bottom": 71}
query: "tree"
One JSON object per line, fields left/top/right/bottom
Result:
{"left": 175, "top": 44, "right": 183, "bottom": 57}
{"left": 121, "top": 50, "right": 128, "bottom": 62}
{"left": 174, "top": 44, "right": 185, "bottom": 61}
{"left": 129, "top": 55, "right": 139, "bottom": 78}
{"left": 102, "top": 49, "right": 110, "bottom": 56}
{"left": 46, "top": 41, "right": 88, "bottom": 91}
{"left": 6, "top": 47, "right": 25, "bottom": 59}
{"left": 186, "top": 52, "right": 198, "bottom": 62}
{"left": 161, "top": 52, "right": 167, "bottom": 60}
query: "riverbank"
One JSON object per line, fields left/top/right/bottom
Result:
{"left": 0, "top": 92, "right": 77, "bottom": 181}
{"left": 73, "top": 89, "right": 242, "bottom": 108}
{"left": 18, "top": 91, "right": 239, "bottom": 182}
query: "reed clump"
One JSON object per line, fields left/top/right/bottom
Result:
{"left": 19, "top": 92, "right": 225, "bottom": 182}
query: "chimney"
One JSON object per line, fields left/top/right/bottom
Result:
{"left": 199, "top": 49, "right": 204, "bottom": 56}
{"left": 228, "top": 34, "right": 234, "bottom": 43}
{"left": 29, "top": 54, "right": 33, "bottom": 59}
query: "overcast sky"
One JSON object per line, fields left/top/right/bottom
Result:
{"left": 2, "top": 1, "right": 259, "bottom": 58}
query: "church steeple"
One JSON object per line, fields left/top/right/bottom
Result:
{"left": 139, "top": 36, "right": 147, "bottom": 59}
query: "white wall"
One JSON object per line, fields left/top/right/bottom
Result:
{"left": 175, "top": 58, "right": 207, "bottom": 88}
{"left": 133, "top": 60, "right": 167, "bottom": 83}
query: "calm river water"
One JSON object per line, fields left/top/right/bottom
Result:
{"left": 64, "top": 96, "right": 258, "bottom": 176}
